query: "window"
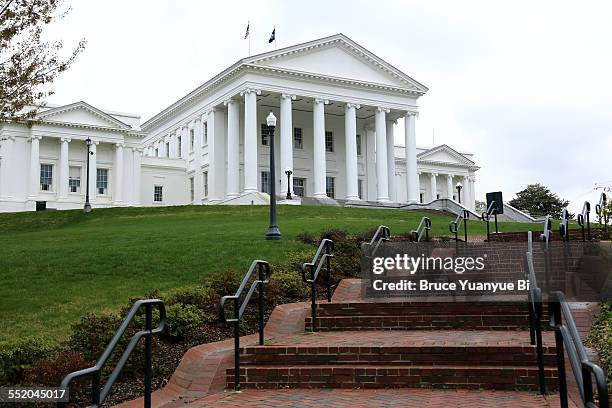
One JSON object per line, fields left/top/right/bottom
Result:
{"left": 96, "top": 168, "right": 108, "bottom": 195}
{"left": 293, "top": 177, "right": 305, "bottom": 197}
{"left": 356, "top": 134, "right": 362, "bottom": 156}
{"left": 69, "top": 166, "right": 81, "bottom": 193}
{"left": 293, "top": 128, "right": 303, "bottom": 149}
{"left": 326, "top": 176, "right": 335, "bottom": 198}
{"left": 203, "top": 122, "right": 208, "bottom": 145}
{"left": 260, "top": 124, "right": 269, "bottom": 146}
{"left": 203, "top": 171, "right": 208, "bottom": 198}
{"left": 420, "top": 193, "right": 424, "bottom": 203}
{"left": 189, "top": 177, "right": 194, "bottom": 202}
{"left": 40, "top": 164, "right": 53, "bottom": 191}
{"left": 177, "top": 136, "right": 182, "bottom": 158}
{"left": 325, "top": 131, "right": 334, "bottom": 152}
{"left": 165, "top": 142, "right": 170, "bottom": 158}
{"left": 155, "top": 148, "right": 159, "bottom": 157}
{"left": 358, "top": 179, "right": 363, "bottom": 200}
{"left": 154, "top": 185, "right": 163, "bottom": 202}
{"left": 261, "top": 171, "right": 270, "bottom": 193}
{"left": 189, "top": 129, "right": 194, "bottom": 152}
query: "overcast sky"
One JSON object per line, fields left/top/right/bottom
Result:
{"left": 45, "top": 0, "right": 612, "bottom": 213}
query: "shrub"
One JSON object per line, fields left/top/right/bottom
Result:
{"left": 267, "top": 265, "right": 309, "bottom": 304}
{"left": 296, "top": 231, "right": 316, "bottom": 245}
{"left": 164, "top": 303, "right": 203, "bottom": 340}
{"left": 587, "top": 303, "right": 612, "bottom": 389}
{"left": 320, "top": 228, "right": 348, "bottom": 242}
{"left": 332, "top": 240, "right": 362, "bottom": 279}
{"left": 23, "top": 351, "right": 90, "bottom": 386}
{"left": 205, "top": 269, "right": 241, "bottom": 297}
{"left": 0, "top": 337, "right": 56, "bottom": 384}
{"left": 69, "top": 313, "right": 123, "bottom": 362}
{"left": 284, "top": 248, "right": 317, "bottom": 272}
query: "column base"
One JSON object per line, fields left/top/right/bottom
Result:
{"left": 313, "top": 193, "right": 328, "bottom": 199}
{"left": 377, "top": 198, "right": 391, "bottom": 203}
{"left": 345, "top": 195, "right": 360, "bottom": 201}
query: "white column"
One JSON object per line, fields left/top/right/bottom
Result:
{"left": 28, "top": 136, "right": 41, "bottom": 199}
{"left": 193, "top": 118, "right": 204, "bottom": 202}
{"left": 241, "top": 88, "right": 260, "bottom": 193}
{"left": 461, "top": 175, "right": 470, "bottom": 207}
{"left": 365, "top": 127, "right": 377, "bottom": 201}
{"left": 208, "top": 107, "right": 226, "bottom": 203}
{"left": 375, "top": 107, "right": 390, "bottom": 203}
{"left": 132, "top": 147, "right": 141, "bottom": 205}
{"left": 469, "top": 177, "right": 476, "bottom": 210}
{"left": 429, "top": 172, "right": 438, "bottom": 201}
{"left": 59, "top": 137, "right": 70, "bottom": 199}
{"left": 225, "top": 99, "right": 240, "bottom": 198}
{"left": 386, "top": 119, "right": 396, "bottom": 202}
{"left": 0, "top": 136, "right": 15, "bottom": 198}
{"left": 114, "top": 143, "right": 124, "bottom": 204}
{"left": 169, "top": 133, "right": 178, "bottom": 158}
{"left": 180, "top": 126, "right": 188, "bottom": 159}
{"left": 89, "top": 141, "right": 98, "bottom": 201}
{"left": 404, "top": 112, "right": 419, "bottom": 203}
{"left": 344, "top": 103, "right": 360, "bottom": 201}
{"left": 446, "top": 174, "right": 454, "bottom": 199}
{"left": 313, "top": 98, "right": 328, "bottom": 198}
{"left": 280, "top": 93, "right": 295, "bottom": 196}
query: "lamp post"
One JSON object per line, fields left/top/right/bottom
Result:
{"left": 285, "top": 169, "right": 293, "bottom": 200}
{"left": 264, "top": 112, "right": 281, "bottom": 240}
{"left": 84, "top": 137, "right": 93, "bottom": 213}
{"left": 456, "top": 182, "right": 463, "bottom": 204}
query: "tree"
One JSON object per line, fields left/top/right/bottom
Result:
{"left": 0, "top": 0, "right": 85, "bottom": 119}
{"left": 508, "top": 183, "right": 570, "bottom": 219}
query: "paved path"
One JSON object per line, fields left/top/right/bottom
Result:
{"left": 189, "top": 389, "right": 575, "bottom": 407}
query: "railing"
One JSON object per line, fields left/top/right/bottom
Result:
{"left": 302, "top": 239, "right": 334, "bottom": 332}
{"left": 410, "top": 216, "right": 431, "bottom": 242}
{"left": 449, "top": 209, "right": 470, "bottom": 242}
{"left": 362, "top": 225, "right": 390, "bottom": 257}
{"left": 525, "top": 231, "right": 546, "bottom": 395}
{"left": 549, "top": 291, "right": 609, "bottom": 408}
{"left": 577, "top": 201, "right": 592, "bottom": 242}
{"left": 559, "top": 209, "right": 571, "bottom": 242}
{"left": 540, "top": 215, "right": 552, "bottom": 244}
{"left": 219, "top": 260, "right": 270, "bottom": 391}
{"left": 596, "top": 192, "right": 609, "bottom": 235}
{"left": 58, "top": 299, "right": 166, "bottom": 408}
{"left": 482, "top": 200, "right": 499, "bottom": 240}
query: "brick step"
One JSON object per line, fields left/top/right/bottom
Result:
{"left": 316, "top": 302, "right": 547, "bottom": 317}
{"left": 227, "top": 365, "right": 558, "bottom": 391}
{"left": 240, "top": 344, "right": 557, "bottom": 366}
{"left": 305, "top": 314, "right": 551, "bottom": 331}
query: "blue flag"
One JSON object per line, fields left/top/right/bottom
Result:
{"left": 268, "top": 28, "right": 275, "bottom": 43}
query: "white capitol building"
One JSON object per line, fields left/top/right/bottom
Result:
{"left": 0, "top": 34, "right": 479, "bottom": 213}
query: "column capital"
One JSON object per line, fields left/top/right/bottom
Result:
{"left": 115, "top": 143, "right": 125, "bottom": 148}
{"left": 345, "top": 102, "right": 361, "bottom": 110}
{"left": 431, "top": 172, "right": 438, "bottom": 177}
{"left": 240, "top": 88, "right": 261, "bottom": 96}
{"left": 30, "top": 135, "right": 42, "bottom": 141}
{"left": 1, "top": 135, "right": 15, "bottom": 142}
{"left": 193, "top": 117, "right": 201, "bottom": 123}
{"left": 223, "top": 98, "right": 238, "bottom": 107}
{"left": 404, "top": 110, "right": 419, "bottom": 117}
{"left": 181, "top": 124, "right": 188, "bottom": 130}
{"left": 281, "top": 93, "right": 297, "bottom": 100}
{"left": 376, "top": 106, "right": 391, "bottom": 114}
{"left": 60, "top": 137, "right": 71, "bottom": 143}
{"left": 447, "top": 173, "right": 453, "bottom": 179}
{"left": 313, "top": 98, "right": 329, "bottom": 105}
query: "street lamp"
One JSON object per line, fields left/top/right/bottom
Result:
{"left": 456, "top": 182, "right": 463, "bottom": 204}
{"left": 264, "top": 112, "right": 281, "bottom": 240}
{"left": 84, "top": 137, "right": 93, "bottom": 213}
{"left": 285, "top": 169, "right": 293, "bottom": 200}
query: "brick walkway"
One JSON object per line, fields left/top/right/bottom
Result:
{"left": 189, "top": 389, "right": 575, "bottom": 407}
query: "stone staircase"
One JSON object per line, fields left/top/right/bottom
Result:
{"left": 226, "top": 297, "right": 558, "bottom": 391}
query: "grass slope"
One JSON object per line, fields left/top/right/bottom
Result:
{"left": 0, "top": 205, "right": 538, "bottom": 343}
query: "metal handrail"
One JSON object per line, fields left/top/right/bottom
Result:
{"left": 58, "top": 299, "right": 166, "bottom": 408}
{"left": 411, "top": 216, "right": 431, "bottom": 242}
{"left": 525, "top": 232, "right": 546, "bottom": 395}
{"left": 482, "top": 200, "right": 499, "bottom": 240}
{"left": 219, "top": 260, "right": 270, "bottom": 391}
{"left": 302, "top": 239, "right": 334, "bottom": 332}
{"left": 540, "top": 215, "right": 552, "bottom": 245}
{"left": 596, "top": 192, "right": 609, "bottom": 235}
{"left": 449, "top": 209, "right": 469, "bottom": 242}
{"left": 549, "top": 291, "right": 609, "bottom": 408}
{"left": 559, "top": 209, "right": 570, "bottom": 242}
{"left": 577, "top": 201, "right": 592, "bottom": 242}
{"left": 362, "top": 225, "right": 390, "bottom": 257}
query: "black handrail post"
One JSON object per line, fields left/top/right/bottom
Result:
{"left": 325, "top": 242, "right": 332, "bottom": 302}
{"left": 258, "top": 264, "right": 265, "bottom": 346}
{"left": 494, "top": 213, "right": 498, "bottom": 234}
{"left": 234, "top": 297, "right": 240, "bottom": 391}
{"left": 586, "top": 209, "right": 591, "bottom": 241}
{"left": 583, "top": 364, "right": 594, "bottom": 407}
{"left": 144, "top": 303, "right": 152, "bottom": 408}
{"left": 464, "top": 210, "right": 469, "bottom": 242}
{"left": 311, "top": 269, "right": 317, "bottom": 332}
{"left": 535, "top": 304, "right": 546, "bottom": 396}
{"left": 92, "top": 371, "right": 100, "bottom": 406}
{"left": 550, "top": 300, "right": 568, "bottom": 408}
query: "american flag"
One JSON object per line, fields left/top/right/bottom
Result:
{"left": 244, "top": 22, "right": 250, "bottom": 39}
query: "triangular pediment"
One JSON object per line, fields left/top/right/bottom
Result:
{"left": 36, "top": 101, "right": 130, "bottom": 129}
{"left": 246, "top": 34, "right": 428, "bottom": 92}
{"left": 417, "top": 144, "right": 475, "bottom": 167}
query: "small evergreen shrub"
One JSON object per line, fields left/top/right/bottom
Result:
{"left": 164, "top": 303, "right": 203, "bottom": 340}
{"left": 320, "top": 228, "right": 348, "bottom": 242}
{"left": 267, "top": 266, "right": 309, "bottom": 304}
{"left": 0, "top": 337, "right": 56, "bottom": 383}
{"left": 296, "top": 231, "right": 316, "bottom": 245}
{"left": 204, "top": 268, "right": 241, "bottom": 297}
{"left": 23, "top": 351, "right": 90, "bottom": 386}
{"left": 587, "top": 303, "right": 612, "bottom": 389}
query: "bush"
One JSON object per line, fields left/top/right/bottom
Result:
{"left": 164, "top": 303, "right": 203, "bottom": 340}
{"left": 296, "top": 231, "right": 316, "bottom": 245}
{"left": 164, "top": 286, "right": 219, "bottom": 323}
{"left": 205, "top": 269, "right": 241, "bottom": 297}
{"left": 0, "top": 337, "right": 56, "bottom": 384}
{"left": 23, "top": 351, "right": 90, "bottom": 386}
{"left": 69, "top": 313, "right": 123, "bottom": 362}
{"left": 332, "top": 240, "right": 362, "bottom": 279}
{"left": 320, "top": 228, "right": 348, "bottom": 242}
{"left": 267, "top": 266, "right": 309, "bottom": 304}
{"left": 284, "top": 248, "right": 317, "bottom": 272}
{"left": 587, "top": 303, "right": 612, "bottom": 389}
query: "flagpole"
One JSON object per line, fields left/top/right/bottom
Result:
{"left": 275, "top": 26, "right": 277, "bottom": 50}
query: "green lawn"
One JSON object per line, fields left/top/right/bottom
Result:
{"left": 0, "top": 205, "right": 540, "bottom": 344}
